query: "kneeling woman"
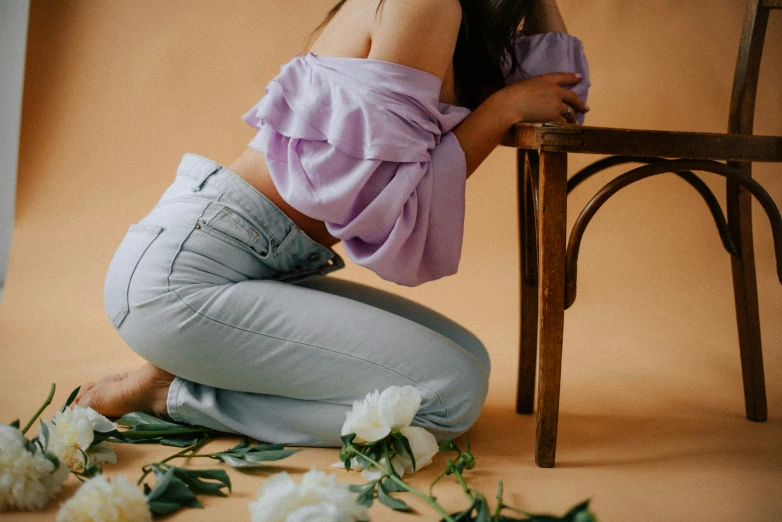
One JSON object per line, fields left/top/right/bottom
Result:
{"left": 75, "top": 0, "right": 589, "bottom": 446}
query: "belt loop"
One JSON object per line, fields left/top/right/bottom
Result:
{"left": 188, "top": 162, "right": 222, "bottom": 192}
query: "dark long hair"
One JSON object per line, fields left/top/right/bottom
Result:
{"left": 305, "top": 0, "right": 529, "bottom": 111}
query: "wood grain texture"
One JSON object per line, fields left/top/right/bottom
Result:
{"left": 727, "top": 0, "right": 770, "bottom": 422}
{"left": 517, "top": 149, "right": 539, "bottom": 415}
{"left": 501, "top": 123, "right": 782, "bottom": 162}
{"left": 534, "top": 151, "right": 567, "bottom": 468}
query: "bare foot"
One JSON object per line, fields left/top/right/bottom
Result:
{"left": 74, "top": 363, "right": 175, "bottom": 418}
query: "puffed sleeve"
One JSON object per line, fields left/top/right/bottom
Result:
{"left": 242, "top": 53, "right": 473, "bottom": 286}
{"left": 501, "top": 32, "right": 591, "bottom": 124}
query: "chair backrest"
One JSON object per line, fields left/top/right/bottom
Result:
{"left": 729, "top": 0, "right": 780, "bottom": 135}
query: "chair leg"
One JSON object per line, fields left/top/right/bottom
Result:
{"left": 517, "top": 150, "right": 539, "bottom": 414}
{"left": 535, "top": 151, "right": 567, "bottom": 468}
{"left": 727, "top": 163, "right": 767, "bottom": 422}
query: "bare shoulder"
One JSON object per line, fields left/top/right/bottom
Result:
{"left": 367, "top": 0, "right": 462, "bottom": 81}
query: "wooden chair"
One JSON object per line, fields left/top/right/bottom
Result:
{"left": 502, "top": 0, "right": 782, "bottom": 468}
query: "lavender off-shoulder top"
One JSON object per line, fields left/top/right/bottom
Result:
{"left": 242, "top": 32, "right": 590, "bottom": 286}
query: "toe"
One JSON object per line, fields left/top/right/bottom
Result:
{"left": 74, "top": 382, "right": 96, "bottom": 403}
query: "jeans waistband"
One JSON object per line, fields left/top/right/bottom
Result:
{"left": 174, "top": 153, "right": 345, "bottom": 279}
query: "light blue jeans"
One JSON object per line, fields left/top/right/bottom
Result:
{"left": 103, "top": 153, "right": 490, "bottom": 446}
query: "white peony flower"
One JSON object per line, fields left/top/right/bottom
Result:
{"left": 248, "top": 467, "right": 370, "bottom": 522}
{"left": 394, "top": 426, "right": 439, "bottom": 474}
{"left": 56, "top": 474, "right": 151, "bottom": 522}
{"left": 336, "top": 426, "right": 439, "bottom": 481}
{"left": 341, "top": 386, "right": 421, "bottom": 443}
{"left": 0, "top": 423, "right": 69, "bottom": 512}
{"left": 38, "top": 405, "right": 117, "bottom": 470}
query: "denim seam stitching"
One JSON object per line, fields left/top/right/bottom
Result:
{"left": 180, "top": 171, "right": 277, "bottom": 242}
{"left": 166, "top": 284, "right": 449, "bottom": 421}
{"left": 175, "top": 378, "right": 183, "bottom": 421}
{"left": 210, "top": 209, "right": 260, "bottom": 245}
{"left": 169, "top": 378, "right": 184, "bottom": 422}
{"left": 208, "top": 182, "right": 280, "bottom": 243}
{"left": 197, "top": 221, "right": 271, "bottom": 262}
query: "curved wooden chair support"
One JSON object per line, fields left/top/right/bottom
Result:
{"left": 567, "top": 156, "right": 738, "bottom": 257}
{"left": 526, "top": 149, "right": 540, "bottom": 214}
{"left": 564, "top": 158, "right": 782, "bottom": 309}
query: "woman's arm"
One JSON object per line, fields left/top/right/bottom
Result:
{"left": 453, "top": 71, "right": 585, "bottom": 180}
{"left": 521, "top": 0, "right": 568, "bottom": 35}
{"left": 452, "top": 92, "right": 516, "bottom": 181}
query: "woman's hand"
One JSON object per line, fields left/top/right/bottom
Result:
{"left": 497, "top": 72, "right": 588, "bottom": 125}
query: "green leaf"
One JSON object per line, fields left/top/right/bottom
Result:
{"left": 354, "top": 452, "right": 375, "bottom": 469}
{"left": 145, "top": 467, "right": 203, "bottom": 516}
{"left": 113, "top": 412, "right": 220, "bottom": 443}
{"left": 341, "top": 433, "right": 357, "bottom": 447}
{"left": 389, "top": 432, "right": 405, "bottom": 456}
{"left": 397, "top": 432, "right": 416, "bottom": 472}
{"left": 24, "top": 438, "right": 38, "bottom": 454}
{"left": 380, "top": 476, "right": 406, "bottom": 493}
{"left": 211, "top": 440, "right": 299, "bottom": 468}
{"left": 93, "top": 429, "right": 128, "bottom": 445}
{"left": 168, "top": 466, "right": 231, "bottom": 496}
{"left": 572, "top": 512, "right": 596, "bottom": 522}
{"left": 355, "top": 480, "right": 377, "bottom": 508}
{"left": 217, "top": 455, "right": 269, "bottom": 469}
{"left": 463, "top": 451, "right": 476, "bottom": 470}
{"left": 39, "top": 420, "right": 51, "bottom": 451}
{"left": 118, "top": 412, "right": 177, "bottom": 428}
{"left": 508, "top": 498, "right": 595, "bottom": 522}
{"left": 42, "top": 451, "right": 61, "bottom": 472}
{"left": 475, "top": 497, "right": 491, "bottom": 522}
{"left": 82, "top": 463, "right": 103, "bottom": 478}
{"left": 9, "top": 419, "right": 20, "bottom": 429}
{"left": 159, "top": 436, "right": 202, "bottom": 447}
{"left": 564, "top": 499, "right": 592, "bottom": 522}
{"left": 377, "top": 481, "right": 411, "bottom": 512}
{"left": 446, "top": 498, "right": 477, "bottom": 522}
{"left": 241, "top": 449, "right": 299, "bottom": 462}
{"left": 439, "top": 439, "right": 459, "bottom": 452}
{"left": 231, "top": 438, "right": 250, "bottom": 450}
{"left": 59, "top": 386, "right": 81, "bottom": 413}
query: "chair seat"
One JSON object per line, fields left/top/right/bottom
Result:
{"left": 501, "top": 122, "right": 782, "bottom": 163}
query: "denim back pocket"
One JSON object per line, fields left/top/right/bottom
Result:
{"left": 103, "top": 223, "right": 164, "bottom": 329}
{"left": 197, "top": 204, "right": 273, "bottom": 260}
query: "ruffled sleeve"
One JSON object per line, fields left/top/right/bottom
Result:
{"left": 501, "top": 32, "right": 591, "bottom": 124}
{"left": 242, "top": 52, "right": 472, "bottom": 286}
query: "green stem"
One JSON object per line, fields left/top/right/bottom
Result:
{"left": 21, "top": 383, "right": 56, "bottom": 435}
{"left": 137, "top": 435, "right": 212, "bottom": 486}
{"left": 452, "top": 464, "right": 476, "bottom": 502}
{"left": 382, "top": 439, "right": 394, "bottom": 474}
{"left": 494, "top": 480, "right": 504, "bottom": 518}
{"left": 346, "top": 446, "right": 456, "bottom": 522}
{"left": 428, "top": 468, "right": 448, "bottom": 498}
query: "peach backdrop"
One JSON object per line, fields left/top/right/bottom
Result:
{"left": 2, "top": 1, "right": 780, "bottom": 520}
